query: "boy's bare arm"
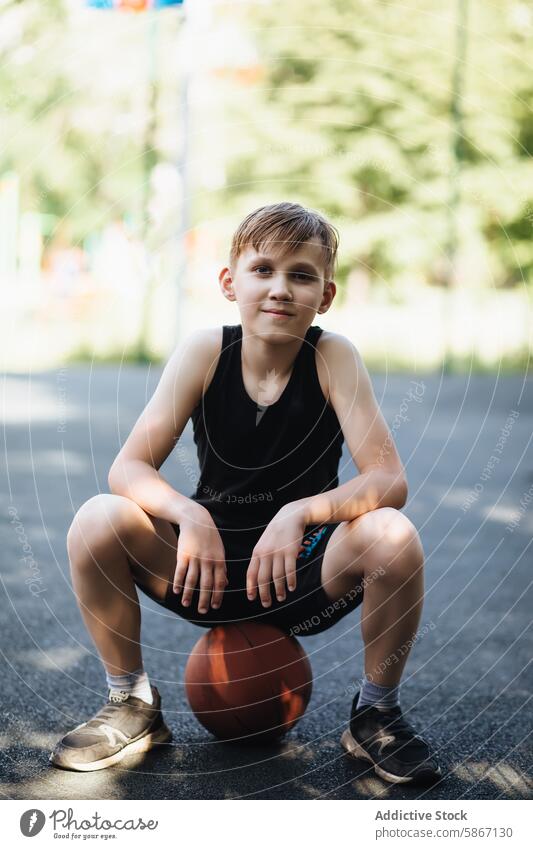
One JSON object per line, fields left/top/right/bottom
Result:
{"left": 108, "top": 327, "right": 221, "bottom": 525}
{"left": 246, "top": 334, "right": 410, "bottom": 606}
{"left": 291, "top": 334, "right": 409, "bottom": 525}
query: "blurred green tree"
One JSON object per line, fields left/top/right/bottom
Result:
{"left": 212, "top": 0, "right": 533, "bottom": 293}
{"left": 0, "top": 0, "right": 179, "bottom": 246}
{"left": 1, "top": 0, "right": 532, "bottom": 295}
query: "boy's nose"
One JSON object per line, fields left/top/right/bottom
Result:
{"left": 268, "top": 275, "right": 292, "bottom": 296}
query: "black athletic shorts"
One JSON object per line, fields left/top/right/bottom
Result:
{"left": 134, "top": 521, "right": 364, "bottom": 636}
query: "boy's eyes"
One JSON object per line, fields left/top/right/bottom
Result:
{"left": 252, "top": 266, "right": 314, "bottom": 281}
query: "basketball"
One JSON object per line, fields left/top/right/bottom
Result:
{"left": 184, "top": 622, "right": 313, "bottom": 743}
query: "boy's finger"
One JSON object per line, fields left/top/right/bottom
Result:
{"left": 197, "top": 564, "right": 214, "bottom": 614}
{"left": 285, "top": 555, "right": 297, "bottom": 592}
{"left": 173, "top": 557, "right": 189, "bottom": 593}
{"left": 246, "top": 557, "right": 260, "bottom": 600}
{"left": 257, "top": 560, "right": 273, "bottom": 607}
{"left": 181, "top": 560, "right": 199, "bottom": 607}
{"left": 272, "top": 556, "right": 286, "bottom": 602}
{"left": 210, "top": 566, "right": 227, "bottom": 609}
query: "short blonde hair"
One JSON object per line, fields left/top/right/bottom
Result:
{"left": 230, "top": 202, "right": 339, "bottom": 280}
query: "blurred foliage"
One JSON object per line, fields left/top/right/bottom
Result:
{"left": 212, "top": 0, "right": 533, "bottom": 293}
{"left": 1, "top": 0, "right": 532, "bottom": 296}
{"left": 0, "top": 0, "right": 179, "bottom": 244}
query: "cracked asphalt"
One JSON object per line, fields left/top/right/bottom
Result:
{"left": 1, "top": 366, "right": 532, "bottom": 800}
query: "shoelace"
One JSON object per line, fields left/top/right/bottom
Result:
{"left": 76, "top": 693, "right": 134, "bottom": 734}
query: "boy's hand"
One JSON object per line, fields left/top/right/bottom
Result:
{"left": 173, "top": 507, "right": 228, "bottom": 614}
{"left": 246, "top": 504, "right": 307, "bottom": 607}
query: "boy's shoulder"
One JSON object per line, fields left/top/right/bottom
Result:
{"left": 315, "top": 328, "right": 363, "bottom": 376}
{"left": 195, "top": 324, "right": 360, "bottom": 358}
{"left": 315, "top": 327, "right": 347, "bottom": 350}
{"left": 180, "top": 325, "right": 223, "bottom": 359}
{"left": 161, "top": 325, "right": 223, "bottom": 413}
{"left": 316, "top": 330, "right": 362, "bottom": 409}
{"left": 184, "top": 324, "right": 224, "bottom": 381}
{"left": 314, "top": 328, "right": 368, "bottom": 407}
{"left": 315, "top": 326, "right": 355, "bottom": 348}
{"left": 177, "top": 325, "right": 363, "bottom": 403}
{"left": 192, "top": 325, "right": 224, "bottom": 345}
{"left": 316, "top": 327, "right": 363, "bottom": 362}
{"left": 175, "top": 325, "right": 231, "bottom": 405}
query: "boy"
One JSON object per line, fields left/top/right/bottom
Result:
{"left": 50, "top": 202, "right": 441, "bottom": 784}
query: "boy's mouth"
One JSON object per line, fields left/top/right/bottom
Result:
{"left": 261, "top": 309, "right": 294, "bottom": 317}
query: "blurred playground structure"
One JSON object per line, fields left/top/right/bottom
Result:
{"left": 1, "top": 0, "right": 532, "bottom": 372}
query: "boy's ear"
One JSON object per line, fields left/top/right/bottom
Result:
{"left": 219, "top": 266, "right": 236, "bottom": 301}
{"left": 317, "top": 279, "right": 336, "bottom": 314}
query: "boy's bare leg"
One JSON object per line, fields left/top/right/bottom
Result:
{"left": 67, "top": 494, "right": 178, "bottom": 677}
{"left": 320, "top": 507, "right": 425, "bottom": 685}
{"left": 321, "top": 507, "right": 441, "bottom": 783}
{"left": 50, "top": 494, "right": 176, "bottom": 770}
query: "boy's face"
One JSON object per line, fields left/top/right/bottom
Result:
{"left": 219, "top": 237, "right": 336, "bottom": 337}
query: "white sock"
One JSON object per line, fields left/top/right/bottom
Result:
{"left": 105, "top": 666, "right": 153, "bottom": 705}
{"left": 356, "top": 675, "right": 400, "bottom": 712}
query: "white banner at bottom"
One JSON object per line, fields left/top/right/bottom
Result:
{"left": 4, "top": 799, "right": 531, "bottom": 848}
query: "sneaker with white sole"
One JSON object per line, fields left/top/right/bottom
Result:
{"left": 341, "top": 691, "right": 442, "bottom": 785}
{"left": 49, "top": 685, "right": 172, "bottom": 772}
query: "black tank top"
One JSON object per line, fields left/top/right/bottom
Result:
{"left": 188, "top": 323, "right": 344, "bottom": 552}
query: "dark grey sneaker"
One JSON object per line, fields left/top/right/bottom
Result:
{"left": 49, "top": 685, "right": 172, "bottom": 772}
{"left": 341, "top": 691, "right": 442, "bottom": 785}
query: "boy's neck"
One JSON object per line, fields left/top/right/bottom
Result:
{"left": 239, "top": 322, "right": 310, "bottom": 402}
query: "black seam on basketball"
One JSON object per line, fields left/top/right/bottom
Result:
{"left": 235, "top": 624, "right": 255, "bottom": 650}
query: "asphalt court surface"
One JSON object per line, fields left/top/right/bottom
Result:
{"left": 1, "top": 367, "right": 531, "bottom": 799}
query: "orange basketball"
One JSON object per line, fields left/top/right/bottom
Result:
{"left": 184, "top": 622, "right": 313, "bottom": 743}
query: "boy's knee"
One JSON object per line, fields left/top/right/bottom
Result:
{"left": 347, "top": 508, "right": 424, "bottom": 577}
{"left": 67, "top": 494, "right": 136, "bottom": 559}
